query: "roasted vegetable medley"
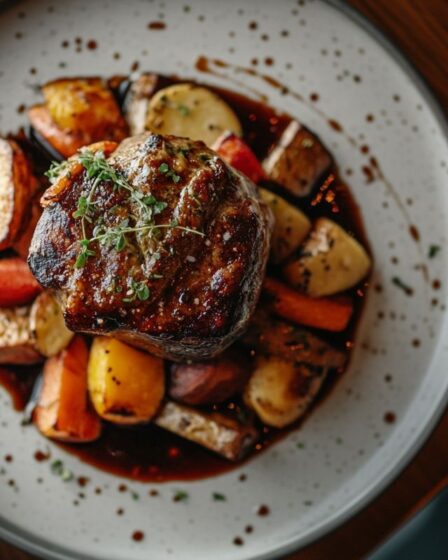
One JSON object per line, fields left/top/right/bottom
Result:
{"left": 0, "top": 74, "right": 371, "bottom": 470}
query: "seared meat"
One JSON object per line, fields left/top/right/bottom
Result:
{"left": 29, "top": 133, "right": 273, "bottom": 361}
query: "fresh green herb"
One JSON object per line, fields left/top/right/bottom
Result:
{"left": 45, "top": 160, "right": 69, "bottom": 182}
{"left": 296, "top": 442, "right": 305, "bottom": 449}
{"left": 177, "top": 103, "right": 190, "bottom": 116}
{"left": 392, "top": 276, "right": 413, "bottom": 296}
{"left": 173, "top": 490, "right": 189, "bottom": 502}
{"left": 159, "top": 162, "right": 181, "bottom": 183}
{"left": 131, "top": 491, "right": 140, "bottom": 501}
{"left": 212, "top": 492, "right": 226, "bottom": 502}
{"left": 123, "top": 278, "right": 151, "bottom": 303}
{"left": 51, "top": 459, "right": 73, "bottom": 482}
{"left": 428, "top": 244, "right": 441, "bottom": 259}
{"left": 66, "top": 150, "right": 203, "bottom": 270}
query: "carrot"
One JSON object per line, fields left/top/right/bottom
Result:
{"left": 213, "top": 132, "right": 265, "bottom": 184}
{"left": 0, "top": 257, "right": 42, "bottom": 307}
{"left": 34, "top": 336, "right": 102, "bottom": 442}
{"left": 263, "top": 277, "right": 353, "bottom": 332}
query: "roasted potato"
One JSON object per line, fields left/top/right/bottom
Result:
{"left": 29, "top": 291, "right": 74, "bottom": 357}
{"left": 259, "top": 188, "right": 311, "bottom": 263}
{"left": 155, "top": 401, "right": 258, "bottom": 461}
{"left": 0, "top": 139, "right": 38, "bottom": 251}
{"left": 34, "top": 336, "right": 102, "bottom": 442}
{"left": 262, "top": 120, "right": 332, "bottom": 197}
{"left": 283, "top": 218, "right": 371, "bottom": 296}
{"left": 169, "top": 350, "right": 250, "bottom": 405}
{"left": 88, "top": 337, "right": 165, "bottom": 424}
{"left": 0, "top": 258, "right": 42, "bottom": 307}
{"left": 145, "top": 83, "right": 242, "bottom": 146}
{"left": 28, "top": 78, "right": 128, "bottom": 158}
{"left": 0, "top": 305, "right": 41, "bottom": 365}
{"left": 242, "top": 311, "right": 347, "bottom": 427}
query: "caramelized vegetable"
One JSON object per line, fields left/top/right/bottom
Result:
{"left": 213, "top": 132, "right": 265, "bottom": 183}
{"left": 155, "top": 401, "right": 258, "bottom": 461}
{"left": 0, "top": 138, "right": 38, "bottom": 251}
{"left": 0, "top": 305, "right": 41, "bottom": 365}
{"left": 87, "top": 337, "right": 165, "bottom": 424}
{"left": 145, "top": 83, "right": 242, "bottom": 146}
{"left": 28, "top": 78, "right": 128, "bottom": 158}
{"left": 34, "top": 336, "right": 102, "bottom": 442}
{"left": 242, "top": 312, "right": 346, "bottom": 427}
{"left": 169, "top": 350, "right": 250, "bottom": 405}
{"left": 263, "top": 277, "right": 353, "bottom": 332}
{"left": 262, "top": 120, "right": 332, "bottom": 197}
{"left": 124, "top": 73, "right": 166, "bottom": 135}
{"left": 283, "top": 217, "right": 371, "bottom": 296}
{"left": 0, "top": 258, "right": 42, "bottom": 307}
{"left": 29, "top": 291, "right": 74, "bottom": 357}
{"left": 259, "top": 188, "right": 311, "bottom": 263}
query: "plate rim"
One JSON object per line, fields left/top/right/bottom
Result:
{"left": 0, "top": 1, "right": 447, "bottom": 559}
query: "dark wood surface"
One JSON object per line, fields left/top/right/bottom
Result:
{"left": 1, "top": 1, "right": 447, "bottom": 559}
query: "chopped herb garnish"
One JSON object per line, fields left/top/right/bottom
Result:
{"left": 51, "top": 459, "right": 73, "bottom": 482}
{"left": 392, "top": 276, "right": 413, "bottom": 295}
{"left": 45, "top": 160, "right": 69, "bottom": 182}
{"left": 296, "top": 442, "right": 305, "bottom": 449}
{"left": 428, "top": 244, "right": 441, "bottom": 258}
{"left": 131, "top": 491, "right": 140, "bottom": 501}
{"left": 177, "top": 103, "right": 190, "bottom": 116}
{"left": 159, "top": 162, "right": 181, "bottom": 183}
{"left": 212, "top": 492, "right": 226, "bottom": 501}
{"left": 173, "top": 490, "right": 189, "bottom": 502}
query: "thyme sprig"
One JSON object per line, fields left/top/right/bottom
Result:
{"left": 59, "top": 149, "right": 205, "bottom": 270}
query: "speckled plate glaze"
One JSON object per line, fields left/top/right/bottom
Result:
{"left": 1, "top": 1, "right": 448, "bottom": 559}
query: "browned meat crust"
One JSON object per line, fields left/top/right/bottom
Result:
{"left": 29, "top": 133, "right": 273, "bottom": 361}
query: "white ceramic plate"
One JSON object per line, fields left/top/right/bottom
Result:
{"left": 1, "top": 1, "right": 448, "bottom": 559}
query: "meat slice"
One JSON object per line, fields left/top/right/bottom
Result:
{"left": 28, "top": 133, "right": 273, "bottom": 361}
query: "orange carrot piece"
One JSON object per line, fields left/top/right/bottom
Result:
{"left": 263, "top": 277, "right": 353, "bottom": 332}
{"left": 34, "top": 336, "right": 101, "bottom": 442}
{"left": 0, "top": 257, "right": 42, "bottom": 307}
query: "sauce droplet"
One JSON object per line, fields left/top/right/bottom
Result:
{"left": 257, "top": 504, "right": 270, "bottom": 516}
{"left": 147, "top": 21, "right": 166, "bottom": 30}
{"left": 384, "top": 412, "right": 396, "bottom": 424}
{"left": 132, "top": 530, "right": 144, "bottom": 542}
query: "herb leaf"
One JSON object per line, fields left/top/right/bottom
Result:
{"left": 212, "top": 492, "right": 226, "bottom": 501}
{"left": 173, "top": 490, "right": 189, "bottom": 502}
{"left": 428, "top": 244, "right": 441, "bottom": 259}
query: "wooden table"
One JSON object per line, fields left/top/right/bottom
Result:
{"left": 1, "top": 1, "right": 447, "bottom": 559}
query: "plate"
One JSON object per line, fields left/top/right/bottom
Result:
{"left": 1, "top": 1, "right": 448, "bottom": 559}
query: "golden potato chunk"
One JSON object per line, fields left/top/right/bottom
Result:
{"left": 283, "top": 218, "right": 371, "bottom": 296}
{"left": 87, "top": 337, "right": 165, "bottom": 424}
{"left": 0, "top": 306, "right": 41, "bottom": 365}
{"left": 145, "top": 83, "right": 242, "bottom": 146}
{"left": 259, "top": 187, "right": 311, "bottom": 263}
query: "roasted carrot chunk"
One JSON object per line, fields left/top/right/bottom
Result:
{"left": 34, "top": 336, "right": 101, "bottom": 442}
{"left": 263, "top": 277, "right": 353, "bottom": 332}
{"left": 0, "top": 258, "right": 42, "bottom": 307}
{"left": 213, "top": 132, "right": 265, "bottom": 183}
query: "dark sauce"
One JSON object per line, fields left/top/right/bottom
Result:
{"left": 0, "top": 74, "right": 369, "bottom": 482}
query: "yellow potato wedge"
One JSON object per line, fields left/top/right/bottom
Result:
{"left": 283, "top": 218, "right": 371, "bottom": 296}
{"left": 29, "top": 78, "right": 128, "bottom": 158}
{"left": 145, "top": 83, "right": 242, "bottom": 146}
{"left": 88, "top": 337, "right": 165, "bottom": 424}
{"left": 243, "top": 355, "right": 327, "bottom": 428}
{"left": 29, "top": 291, "right": 74, "bottom": 358}
{"left": 259, "top": 187, "right": 311, "bottom": 263}
{"left": 0, "top": 139, "right": 37, "bottom": 251}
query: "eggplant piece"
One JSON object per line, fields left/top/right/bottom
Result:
{"left": 262, "top": 120, "right": 332, "bottom": 197}
{"left": 154, "top": 401, "right": 259, "bottom": 461}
